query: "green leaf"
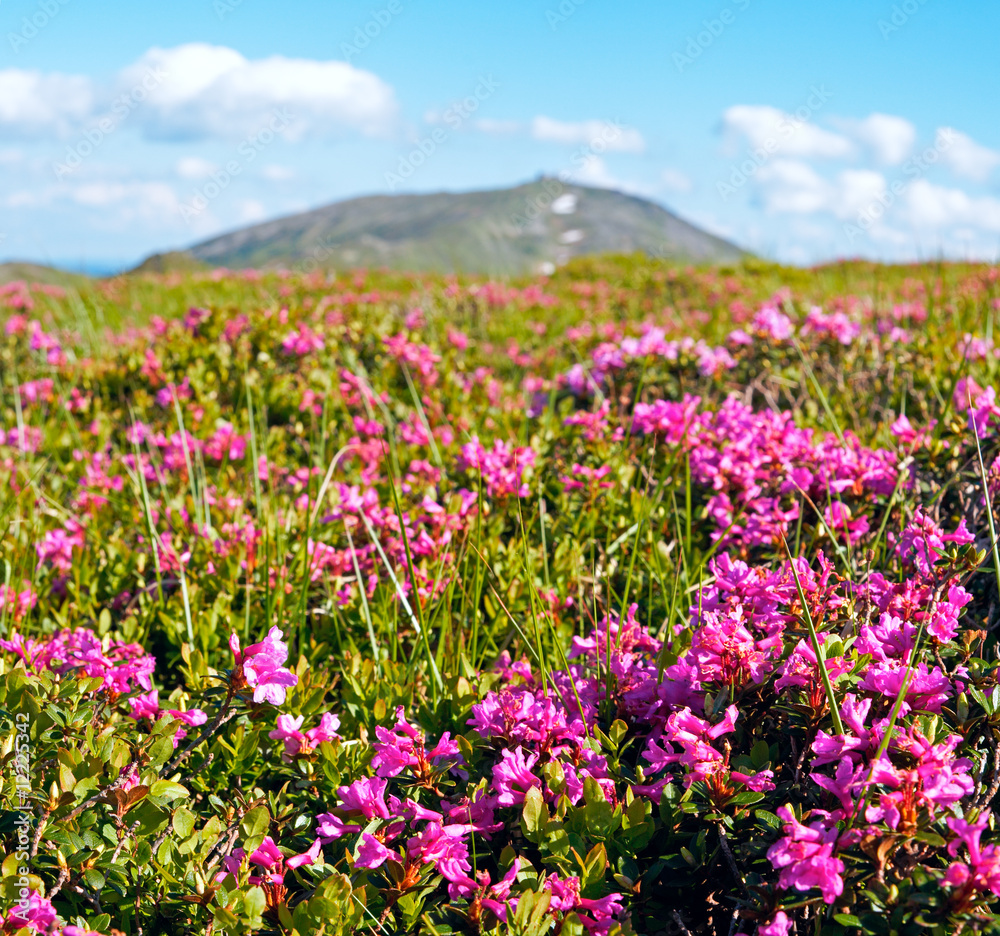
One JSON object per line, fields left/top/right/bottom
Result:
{"left": 580, "top": 843, "right": 607, "bottom": 891}
{"left": 522, "top": 786, "right": 546, "bottom": 835}
{"left": 968, "top": 685, "right": 988, "bottom": 711}
{"left": 834, "top": 914, "right": 863, "bottom": 927}
{"left": 750, "top": 739, "right": 771, "bottom": 769}
{"left": 608, "top": 719, "right": 628, "bottom": 747}
{"left": 728, "top": 791, "right": 765, "bottom": 807}
{"left": 171, "top": 806, "right": 197, "bottom": 838}
{"left": 146, "top": 735, "right": 175, "bottom": 768}
{"left": 148, "top": 780, "right": 188, "bottom": 802}
{"left": 754, "top": 809, "right": 781, "bottom": 829}
{"left": 244, "top": 884, "right": 266, "bottom": 921}
{"left": 241, "top": 805, "right": 270, "bottom": 840}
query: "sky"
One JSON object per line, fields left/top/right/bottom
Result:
{"left": 1, "top": 0, "right": 999, "bottom": 272}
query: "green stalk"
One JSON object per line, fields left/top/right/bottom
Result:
{"left": 846, "top": 617, "right": 929, "bottom": 831}
{"left": 401, "top": 362, "right": 442, "bottom": 468}
{"left": 781, "top": 537, "right": 844, "bottom": 736}
{"left": 170, "top": 387, "right": 201, "bottom": 529}
{"left": 791, "top": 336, "right": 847, "bottom": 446}
{"left": 344, "top": 525, "right": 380, "bottom": 672}
{"left": 514, "top": 495, "right": 550, "bottom": 696}
{"left": 970, "top": 408, "right": 1000, "bottom": 604}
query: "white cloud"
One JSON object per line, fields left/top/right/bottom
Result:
{"left": 70, "top": 181, "right": 180, "bottom": 217}
{"left": 0, "top": 70, "right": 94, "bottom": 137}
{"left": 5, "top": 191, "right": 39, "bottom": 208}
{"left": 567, "top": 156, "right": 652, "bottom": 195}
{"left": 123, "top": 44, "right": 398, "bottom": 141}
{"left": 848, "top": 113, "right": 915, "bottom": 165}
{"left": 835, "top": 170, "right": 892, "bottom": 220}
{"left": 531, "top": 116, "right": 645, "bottom": 153}
{"left": 904, "top": 179, "right": 1000, "bottom": 231}
{"left": 722, "top": 105, "right": 853, "bottom": 159}
{"left": 755, "top": 159, "right": 886, "bottom": 219}
{"left": 238, "top": 199, "right": 267, "bottom": 222}
{"left": 261, "top": 164, "right": 295, "bottom": 181}
{"left": 3, "top": 180, "right": 182, "bottom": 222}
{"left": 0, "top": 45, "right": 397, "bottom": 142}
{"left": 755, "top": 159, "right": 834, "bottom": 214}
{"left": 662, "top": 168, "right": 693, "bottom": 193}
{"left": 754, "top": 157, "right": 1000, "bottom": 245}
{"left": 937, "top": 128, "right": 1000, "bottom": 181}
{"left": 176, "top": 157, "right": 218, "bottom": 179}
{"left": 474, "top": 118, "right": 522, "bottom": 135}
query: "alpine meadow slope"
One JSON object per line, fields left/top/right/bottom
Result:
{"left": 136, "top": 181, "right": 747, "bottom": 276}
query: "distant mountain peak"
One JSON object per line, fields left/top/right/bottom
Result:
{"left": 137, "top": 180, "right": 747, "bottom": 275}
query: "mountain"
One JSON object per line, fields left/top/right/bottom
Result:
{"left": 137, "top": 180, "right": 747, "bottom": 276}
{"left": 0, "top": 262, "right": 91, "bottom": 288}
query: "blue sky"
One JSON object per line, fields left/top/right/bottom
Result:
{"left": 2, "top": 0, "right": 999, "bottom": 270}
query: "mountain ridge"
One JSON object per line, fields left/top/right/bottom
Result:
{"left": 137, "top": 179, "right": 747, "bottom": 275}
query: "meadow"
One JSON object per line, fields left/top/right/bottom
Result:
{"left": 1, "top": 255, "right": 1000, "bottom": 935}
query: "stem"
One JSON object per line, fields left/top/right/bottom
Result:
{"left": 781, "top": 536, "right": 844, "bottom": 736}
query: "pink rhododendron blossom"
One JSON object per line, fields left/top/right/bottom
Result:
{"left": 767, "top": 806, "right": 846, "bottom": 903}
{"left": 269, "top": 712, "right": 341, "bottom": 760}
{"left": 229, "top": 626, "right": 298, "bottom": 704}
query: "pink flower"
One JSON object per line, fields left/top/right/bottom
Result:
{"left": 372, "top": 708, "right": 463, "bottom": 779}
{"left": 281, "top": 323, "right": 325, "bottom": 355}
{"left": 0, "top": 584, "right": 38, "bottom": 623}
{"left": 229, "top": 626, "right": 298, "bottom": 705}
{"left": 752, "top": 303, "right": 794, "bottom": 341}
{"left": 759, "top": 911, "right": 793, "bottom": 936}
{"left": 355, "top": 833, "right": 395, "bottom": 870}
{"left": 688, "top": 608, "right": 776, "bottom": 687}
{"left": 544, "top": 874, "right": 625, "bottom": 934}
{"left": 218, "top": 835, "right": 308, "bottom": 886}
{"left": 896, "top": 510, "right": 973, "bottom": 576}
{"left": 407, "top": 823, "right": 473, "bottom": 898}
{"left": 492, "top": 747, "right": 541, "bottom": 806}
{"left": 767, "top": 806, "right": 846, "bottom": 904}
{"left": 336, "top": 776, "right": 391, "bottom": 819}
{"left": 943, "top": 812, "right": 1000, "bottom": 898}
{"left": 0, "top": 627, "right": 155, "bottom": 693}
{"left": 2, "top": 892, "right": 58, "bottom": 932}
{"left": 315, "top": 813, "right": 362, "bottom": 842}
{"left": 286, "top": 837, "right": 323, "bottom": 870}
{"left": 269, "top": 712, "right": 341, "bottom": 760}
{"left": 456, "top": 437, "right": 535, "bottom": 498}
{"left": 128, "top": 689, "right": 161, "bottom": 721}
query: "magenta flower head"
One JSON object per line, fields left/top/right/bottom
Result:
{"left": 4, "top": 892, "right": 58, "bottom": 932}
{"left": 229, "top": 626, "right": 298, "bottom": 705}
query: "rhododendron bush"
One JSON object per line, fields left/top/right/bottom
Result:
{"left": 1, "top": 257, "right": 1000, "bottom": 934}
